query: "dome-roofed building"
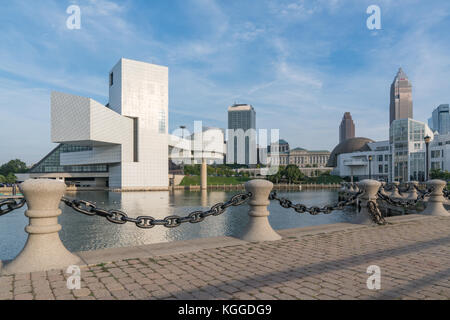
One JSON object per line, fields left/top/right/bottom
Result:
{"left": 327, "top": 137, "right": 374, "bottom": 168}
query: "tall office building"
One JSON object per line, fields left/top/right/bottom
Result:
{"left": 428, "top": 104, "right": 450, "bottom": 134}
{"left": 339, "top": 112, "right": 355, "bottom": 143}
{"left": 227, "top": 104, "right": 256, "bottom": 165}
{"left": 389, "top": 67, "right": 413, "bottom": 125}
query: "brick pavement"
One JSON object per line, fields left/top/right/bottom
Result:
{"left": 1, "top": 216, "right": 449, "bottom": 300}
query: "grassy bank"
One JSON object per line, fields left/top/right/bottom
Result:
{"left": 180, "top": 176, "right": 251, "bottom": 186}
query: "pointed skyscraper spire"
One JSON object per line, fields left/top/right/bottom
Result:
{"left": 389, "top": 67, "right": 413, "bottom": 124}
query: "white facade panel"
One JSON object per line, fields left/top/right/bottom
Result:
{"left": 51, "top": 92, "right": 91, "bottom": 143}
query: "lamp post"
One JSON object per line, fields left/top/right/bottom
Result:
{"left": 180, "top": 125, "right": 186, "bottom": 172}
{"left": 424, "top": 135, "right": 431, "bottom": 181}
{"left": 368, "top": 155, "right": 373, "bottom": 180}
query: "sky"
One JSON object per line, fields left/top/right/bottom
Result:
{"left": 1, "top": 0, "right": 450, "bottom": 165}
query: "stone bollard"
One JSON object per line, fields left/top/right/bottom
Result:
{"left": 355, "top": 179, "right": 381, "bottom": 224}
{"left": 407, "top": 181, "right": 419, "bottom": 200}
{"left": 422, "top": 180, "right": 450, "bottom": 216}
{"left": 240, "top": 179, "right": 281, "bottom": 242}
{"left": 379, "top": 182, "right": 388, "bottom": 196}
{"left": 1, "top": 179, "right": 82, "bottom": 275}
{"left": 390, "top": 182, "right": 402, "bottom": 198}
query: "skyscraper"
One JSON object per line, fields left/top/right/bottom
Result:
{"left": 227, "top": 104, "right": 256, "bottom": 165}
{"left": 339, "top": 112, "right": 355, "bottom": 143}
{"left": 428, "top": 104, "right": 450, "bottom": 134}
{"left": 389, "top": 68, "right": 413, "bottom": 125}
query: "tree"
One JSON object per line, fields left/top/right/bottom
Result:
{"left": 0, "top": 174, "right": 6, "bottom": 183}
{"left": 430, "top": 168, "right": 450, "bottom": 180}
{"left": 0, "top": 159, "right": 28, "bottom": 176}
{"left": 5, "top": 173, "right": 16, "bottom": 184}
{"left": 284, "top": 165, "right": 303, "bottom": 183}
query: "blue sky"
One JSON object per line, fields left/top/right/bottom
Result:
{"left": 1, "top": 0, "right": 450, "bottom": 165}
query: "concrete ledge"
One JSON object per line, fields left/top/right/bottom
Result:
{"left": 278, "top": 223, "right": 366, "bottom": 238}
{"left": 75, "top": 236, "right": 247, "bottom": 266}
{"left": 385, "top": 213, "right": 434, "bottom": 223}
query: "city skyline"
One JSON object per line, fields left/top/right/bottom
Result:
{"left": 1, "top": 1, "right": 450, "bottom": 164}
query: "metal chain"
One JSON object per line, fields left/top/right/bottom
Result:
{"left": 0, "top": 198, "right": 26, "bottom": 216}
{"left": 377, "top": 185, "right": 433, "bottom": 208}
{"left": 269, "top": 191, "right": 363, "bottom": 215}
{"left": 61, "top": 192, "right": 252, "bottom": 228}
{"left": 366, "top": 200, "right": 387, "bottom": 225}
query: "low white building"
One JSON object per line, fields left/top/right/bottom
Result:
{"left": 429, "top": 132, "right": 450, "bottom": 171}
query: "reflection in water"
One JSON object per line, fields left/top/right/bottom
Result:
{"left": 0, "top": 189, "right": 357, "bottom": 260}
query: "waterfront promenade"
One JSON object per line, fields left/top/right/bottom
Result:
{"left": 1, "top": 214, "right": 449, "bottom": 300}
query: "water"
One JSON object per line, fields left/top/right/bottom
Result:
{"left": 0, "top": 189, "right": 359, "bottom": 261}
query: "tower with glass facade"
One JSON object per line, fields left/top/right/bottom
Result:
{"left": 428, "top": 104, "right": 450, "bottom": 134}
{"left": 390, "top": 68, "right": 413, "bottom": 125}
{"left": 227, "top": 104, "right": 256, "bottom": 165}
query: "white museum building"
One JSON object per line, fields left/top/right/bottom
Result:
{"left": 17, "top": 58, "right": 224, "bottom": 189}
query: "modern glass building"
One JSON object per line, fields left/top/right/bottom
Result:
{"left": 428, "top": 104, "right": 450, "bottom": 135}
{"left": 29, "top": 144, "right": 107, "bottom": 174}
{"left": 227, "top": 104, "right": 256, "bottom": 165}
{"left": 389, "top": 119, "right": 433, "bottom": 182}
{"left": 389, "top": 68, "right": 413, "bottom": 125}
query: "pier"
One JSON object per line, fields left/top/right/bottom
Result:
{"left": 0, "top": 179, "right": 449, "bottom": 300}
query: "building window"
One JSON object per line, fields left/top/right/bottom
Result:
{"left": 109, "top": 72, "right": 113, "bottom": 86}
{"left": 379, "top": 165, "right": 383, "bottom": 173}
{"left": 133, "top": 118, "right": 139, "bottom": 162}
{"left": 378, "top": 155, "right": 383, "bottom": 162}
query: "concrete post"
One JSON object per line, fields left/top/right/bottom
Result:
{"left": 391, "top": 182, "right": 402, "bottom": 198}
{"left": 240, "top": 179, "right": 281, "bottom": 242}
{"left": 422, "top": 179, "right": 450, "bottom": 216}
{"left": 355, "top": 179, "right": 381, "bottom": 224}
{"left": 407, "top": 181, "right": 419, "bottom": 200}
{"left": 201, "top": 158, "right": 207, "bottom": 190}
{"left": 348, "top": 183, "right": 355, "bottom": 192}
{"left": 1, "top": 179, "right": 82, "bottom": 275}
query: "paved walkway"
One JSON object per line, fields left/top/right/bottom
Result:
{"left": 1, "top": 215, "right": 449, "bottom": 300}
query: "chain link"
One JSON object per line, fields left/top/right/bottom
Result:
{"left": 0, "top": 198, "right": 26, "bottom": 216}
{"left": 61, "top": 192, "right": 252, "bottom": 228}
{"left": 269, "top": 191, "right": 362, "bottom": 215}
{"left": 366, "top": 200, "right": 387, "bottom": 225}
{"left": 377, "top": 185, "right": 433, "bottom": 208}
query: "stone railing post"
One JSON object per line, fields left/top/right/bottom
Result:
{"left": 1, "top": 179, "right": 82, "bottom": 275}
{"left": 356, "top": 179, "right": 381, "bottom": 224}
{"left": 379, "top": 182, "right": 387, "bottom": 196}
{"left": 407, "top": 181, "right": 419, "bottom": 200}
{"left": 240, "top": 179, "right": 281, "bottom": 242}
{"left": 422, "top": 179, "right": 450, "bottom": 216}
{"left": 391, "top": 181, "right": 402, "bottom": 198}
